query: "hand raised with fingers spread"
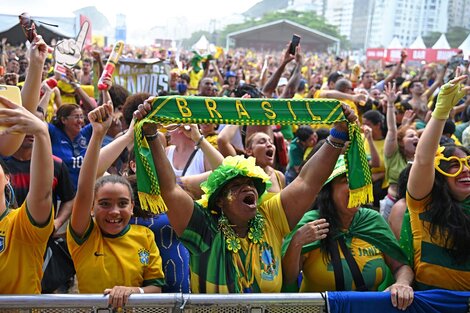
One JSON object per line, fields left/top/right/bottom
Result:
{"left": 433, "top": 75, "right": 470, "bottom": 120}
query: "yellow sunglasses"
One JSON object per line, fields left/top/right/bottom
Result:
{"left": 434, "top": 155, "right": 470, "bottom": 177}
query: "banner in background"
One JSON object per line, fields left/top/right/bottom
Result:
{"left": 367, "top": 48, "right": 460, "bottom": 63}
{"left": 114, "top": 58, "right": 170, "bottom": 94}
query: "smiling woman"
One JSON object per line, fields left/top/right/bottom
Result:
{"left": 406, "top": 76, "right": 470, "bottom": 291}
{"left": 67, "top": 103, "right": 164, "bottom": 309}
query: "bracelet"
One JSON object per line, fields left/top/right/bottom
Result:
{"left": 329, "top": 128, "right": 349, "bottom": 141}
{"left": 195, "top": 135, "right": 204, "bottom": 147}
{"left": 138, "top": 287, "right": 144, "bottom": 294}
{"left": 326, "top": 137, "right": 345, "bottom": 149}
{"left": 145, "top": 132, "right": 159, "bottom": 142}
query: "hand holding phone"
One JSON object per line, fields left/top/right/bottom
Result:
{"left": 289, "top": 34, "right": 301, "bottom": 55}
{"left": 0, "top": 85, "right": 22, "bottom": 131}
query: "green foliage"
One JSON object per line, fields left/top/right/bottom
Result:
{"left": 423, "top": 27, "right": 470, "bottom": 48}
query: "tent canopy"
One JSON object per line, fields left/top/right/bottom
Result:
{"left": 432, "top": 34, "right": 451, "bottom": 49}
{"left": 387, "top": 37, "right": 403, "bottom": 49}
{"left": 226, "top": 19, "right": 340, "bottom": 52}
{"left": 458, "top": 33, "right": 470, "bottom": 59}
{"left": 409, "top": 35, "right": 426, "bottom": 49}
{"left": 0, "top": 14, "right": 76, "bottom": 46}
{"left": 192, "top": 35, "right": 210, "bottom": 52}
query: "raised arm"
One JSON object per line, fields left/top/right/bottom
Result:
{"left": 217, "top": 125, "right": 241, "bottom": 157}
{"left": 383, "top": 82, "right": 400, "bottom": 158}
{"left": 71, "top": 103, "right": 113, "bottom": 237}
{"left": 363, "top": 125, "right": 380, "bottom": 168}
{"left": 96, "top": 119, "right": 135, "bottom": 177}
{"left": 282, "top": 218, "right": 329, "bottom": 288}
{"left": 0, "top": 37, "right": 47, "bottom": 156}
{"left": 262, "top": 43, "right": 294, "bottom": 97}
{"left": 408, "top": 76, "right": 470, "bottom": 199}
{"left": 184, "top": 124, "right": 224, "bottom": 171}
{"left": 0, "top": 96, "right": 52, "bottom": 224}
{"left": 280, "top": 104, "right": 357, "bottom": 229}
{"left": 423, "top": 64, "right": 446, "bottom": 100}
{"left": 281, "top": 46, "right": 303, "bottom": 99}
{"left": 135, "top": 101, "right": 195, "bottom": 236}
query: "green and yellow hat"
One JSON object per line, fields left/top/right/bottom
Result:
{"left": 197, "top": 155, "right": 272, "bottom": 212}
{"left": 323, "top": 155, "right": 347, "bottom": 186}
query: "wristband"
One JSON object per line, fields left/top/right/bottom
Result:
{"left": 329, "top": 128, "right": 348, "bottom": 141}
{"left": 326, "top": 137, "right": 345, "bottom": 149}
{"left": 195, "top": 135, "right": 204, "bottom": 147}
{"left": 145, "top": 132, "right": 159, "bottom": 142}
{"left": 138, "top": 287, "right": 144, "bottom": 294}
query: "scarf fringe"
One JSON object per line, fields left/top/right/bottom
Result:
{"left": 348, "top": 183, "right": 374, "bottom": 208}
{"left": 137, "top": 191, "right": 168, "bottom": 214}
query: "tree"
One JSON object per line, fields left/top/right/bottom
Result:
{"left": 423, "top": 27, "right": 470, "bottom": 48}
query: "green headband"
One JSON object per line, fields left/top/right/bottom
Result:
{"left": 198, "top": 155, "right": 272, "bottom": 213}
{"left": 134, "top": 96, "right": 373, "bottom": 213}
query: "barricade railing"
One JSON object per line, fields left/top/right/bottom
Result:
{"left": 0, "top": 293, "right": 326, "bottom": 313}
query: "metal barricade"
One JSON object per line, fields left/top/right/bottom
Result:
{"left": 0, "top": 293, "right": 326, "bottom": 313}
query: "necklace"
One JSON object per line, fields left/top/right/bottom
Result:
{"left": 218, "top": 211, "right": 265, "bottom": 253}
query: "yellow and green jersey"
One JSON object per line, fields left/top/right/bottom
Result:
{"left": 67, "top": 220, "right": 165, "bottom": 293}
{"left": 407, "top": 193, "right": 470, "bottom": 290}
{"left": 0, "top": 202, "right": 53, "bottom": 294}
{"left": 301, "top": 237, "right": 388, "bottom": 291}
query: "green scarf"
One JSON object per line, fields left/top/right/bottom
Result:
{"left": 190, "top": 51, "right": 213, "bottom": 73}
{"left": 281, "top": 208, "right": 408, "bottom": 291}
{"left": 134, "top": 96, "right": 373, "bottom": 213}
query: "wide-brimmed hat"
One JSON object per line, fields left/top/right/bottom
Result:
{"left": 197, "top": 155, "right": 272, "bottom": 213}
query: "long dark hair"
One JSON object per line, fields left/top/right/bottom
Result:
{"left": 315, "top": 180, "right": 343, "bottom": 263}
{"left": 428, "top": 144, "right": 470, "bottom": 263}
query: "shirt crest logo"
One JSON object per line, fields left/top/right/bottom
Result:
{"left": 138, "top": 249, "right": 150, "bottom": 266}
{"left": 0, "top": 235, "right": 5, "bottom": 253}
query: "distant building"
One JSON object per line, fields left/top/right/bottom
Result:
{"left": 448, "top": 0, "right": 470, "bottom": 29}
{"left": 115, "top": 14, "right": 127, "bottom": 42}
{"left": 368, "top": 0, "right": 448, "bottom": 48}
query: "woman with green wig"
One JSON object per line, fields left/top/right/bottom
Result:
{"left": 281, "top": 153, "right": 414, "bottom": 310}
{"left": 133, "top": 100, "right": 357, "bottom": 293}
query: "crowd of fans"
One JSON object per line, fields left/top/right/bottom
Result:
{"left": 0, "top": 31, "right": 470, "bottom": 310}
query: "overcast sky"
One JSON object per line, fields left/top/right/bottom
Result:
{"left": 3, "top": 0, "right": 260, "bottom": 44}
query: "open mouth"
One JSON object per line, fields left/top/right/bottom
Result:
{"left": 243, "top": 194, "right": 256, "bottom": 206}
{"left": 266, "top": 149, "right": 274, "bottom": 158}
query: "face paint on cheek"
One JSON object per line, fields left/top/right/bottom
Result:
{"left": 226, "top": 191, "right": 235, "bottom": 203}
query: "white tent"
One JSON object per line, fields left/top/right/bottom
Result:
{"left": 458, "top": 33, "right": 470, "bottom": 59}
{"left": 387, "top": 37, "right": 403, "bottom": 49}
{"left": 192, "top": 35, "right": 210, "bottom": 52}
{"left": 409, "top": 35, "right": 426, "bottom": 49}
{"left": 432, "top": 34, "right": 451, "bottom": 49}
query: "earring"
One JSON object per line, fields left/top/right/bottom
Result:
{"left": 5, "top": 183, "right": 15, "bottom": 208}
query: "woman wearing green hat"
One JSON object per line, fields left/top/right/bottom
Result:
{"left": 282, "top": 154, "right": 414, "bottom": 311}
{"left": 134, "top": 101, "right": 357, "bottom": 293}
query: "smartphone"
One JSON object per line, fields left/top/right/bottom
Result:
{"left": 289, "top": 34, "right": 301, "bottom": 55}
{"left": 0, "top": 85, "right": 22, "bottom": 130}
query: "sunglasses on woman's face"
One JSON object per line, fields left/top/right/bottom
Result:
{"left": 434, "top": 155, "right": 470, "bottom": 177}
